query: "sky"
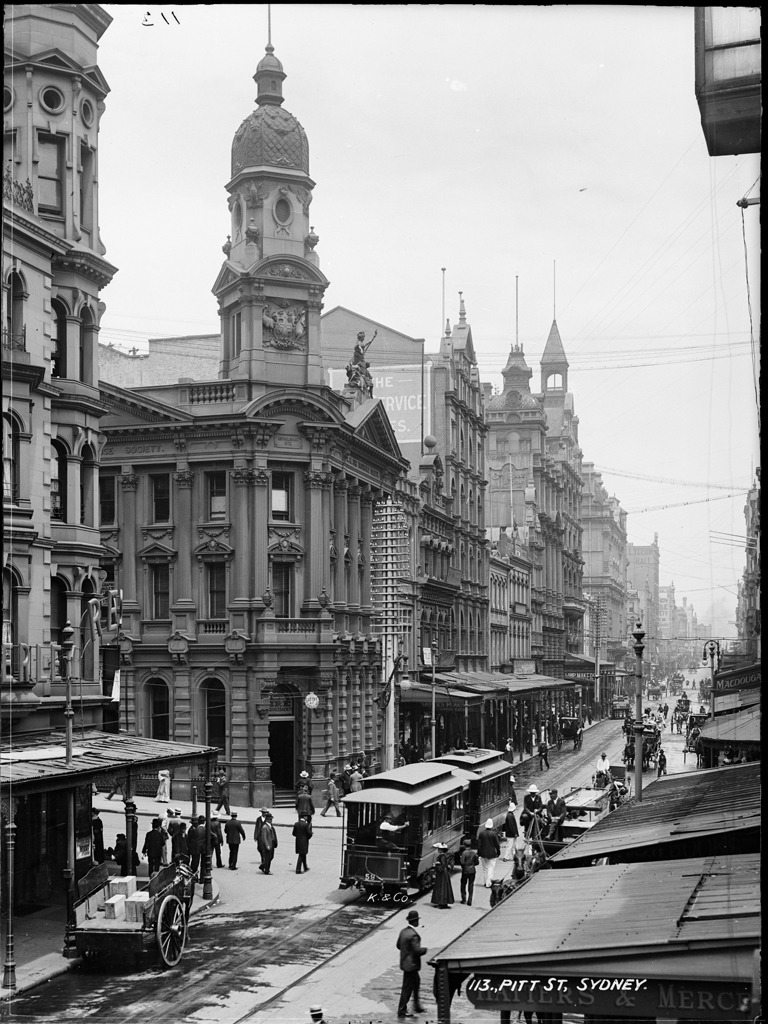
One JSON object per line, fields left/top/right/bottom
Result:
{"left": 96, "top": 5, "right": 760, "bottom": 640}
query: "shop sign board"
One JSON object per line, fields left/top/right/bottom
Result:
{"left": 465, "top": 974, "right": 751, "bottom": 1020}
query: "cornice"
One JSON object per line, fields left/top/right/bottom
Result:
{"left": 52, "top": 249, "right": 118, "bottom": 289}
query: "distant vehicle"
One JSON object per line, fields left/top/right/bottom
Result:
{"left": 611, "top": 695, "right": 631, "bottom": 719}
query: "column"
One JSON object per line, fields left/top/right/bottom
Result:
{"left": 333, "top": 477, "right": 348, "bottom": 608}
{"left": 118, "top": 472, "right": 139, "bottom": 613}
{"left": 231, "top": 468, "right": 254, "bottom": 606}
{"left": 65, "top": 455, "right": 81, "bottom": 524}
{"left": 64, "top": 315, "right": 80, "bottom": 382}
{"left": 347, "top": 485, "right": 361, "bottom": 612}
{"left": 303, "top": 470, "right": 327, "bottom": 609}
{"left": 359, "top": 490, "right": 374, "bottom": 612}
{"left": 172, "top": 469, "right": 194, "bottom": 610}
{"left": 253, "top": 469, "right": 270, "bottom": 604}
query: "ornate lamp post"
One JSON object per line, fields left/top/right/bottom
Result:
{"left": 631, "top": 620, "right": 645, "bottom": 802}
{"left": 59, "top": 621, "right": 77, "bottom": 955}
{"left": 430, "top": 640, "right": 438, "bottom": 758}
{"left": 703, "top": 639, "right": 721, "bottom": 718}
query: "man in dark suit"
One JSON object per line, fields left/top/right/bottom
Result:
{"left": 396, "top": 909, "right": 427, "bottom": 1019}
{"left": 224, "top": 810, "right": 246, "bottom": 870}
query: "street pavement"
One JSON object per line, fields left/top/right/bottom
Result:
{"left": 0, "top": 697, "right": 706, "bottom": 1011}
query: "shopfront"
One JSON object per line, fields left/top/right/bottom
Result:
{"left": 431, "top": 853, "right": 759, "bottom": 1022}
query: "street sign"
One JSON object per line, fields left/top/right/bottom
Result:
{"left": 304, "top": 692, "right": 320, "bottom": 709}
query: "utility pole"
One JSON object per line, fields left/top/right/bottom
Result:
{"left": 632, "top": 620, "right": 645, "bottom": 802}
{"left": 594, "top": 596, "right": 602, "bottom": 719}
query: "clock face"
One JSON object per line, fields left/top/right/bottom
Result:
{"left": 304, "top": 692, "right": 320, "bottom": 709}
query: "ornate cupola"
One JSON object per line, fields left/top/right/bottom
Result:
{"left": 213, "top": 40, "right": 329, "bottom": 387}
{"left": 501, "top": 343, "right": 533, "bottom": 393}
{"left": 540, "top": 319, "right": 569, "bottom": 393}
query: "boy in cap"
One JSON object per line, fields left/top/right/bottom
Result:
{"left": 396, "top": 909, "right": 427, "bottom": 1019}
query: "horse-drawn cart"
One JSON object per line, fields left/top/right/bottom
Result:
{"left": 72, "top": 858, "right": 196, "bottom": 967}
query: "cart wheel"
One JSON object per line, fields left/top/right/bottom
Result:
{"left": 156, "top": 893, "right": 187, "bottom": 967}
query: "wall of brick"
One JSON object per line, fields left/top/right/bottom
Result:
{"left": 98, "top": 334, "right": 220, "bottom": 388}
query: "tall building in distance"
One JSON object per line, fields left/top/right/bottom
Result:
{"left": 627, "top": 534, "right": 660, "bottom": 673}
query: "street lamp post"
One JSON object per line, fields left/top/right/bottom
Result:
{"left": 703, "top": 639, "right": 721, "bottom": 719}
{"left": 430, "top": 640, "right": 438, "bottom": 758}
{"left": 59, "top": 621, "right": 77, "bottom": 955}
{"left": 632, "top": 621, "right": 645, "bottom": 802}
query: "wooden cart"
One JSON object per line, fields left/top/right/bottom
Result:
{"left": 72, "top": 859, "right": 196, "bottom": 967}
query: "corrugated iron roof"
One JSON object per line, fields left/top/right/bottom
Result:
{"left": 0, "top": 729, "right": 219, "bottom": 794}
{"left": 551, "top": 761, "right": 760, "bottom": 865}
{"left": 431, "top": 853, "right": 760, "bottom": 973}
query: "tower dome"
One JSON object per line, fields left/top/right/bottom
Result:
{"left": 231, "top": 44, "right": 309, "bottom": 175}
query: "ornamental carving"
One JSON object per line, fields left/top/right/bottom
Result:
{"left": 232, "top": 467, "right": 258, "bottom": 487}
{"left": 246, "top": 182, "right": 271, "bottom": 210}
{"left": 267, "top": 264, "right": 303, "bottom": 280}
{"left": 119, "top": 473, "right": 138, "bottom": 491}
{"left": 287, "top": 184, "right": 313, "bottom": 215}
{"left": 142, "top": 527, "right": 174, "bottom": 542}
{"left": 262, "top": 302, "right": 306, "bottom": 349}
{"left": 304, "top": 470, "right": 329, "bottom": 489}
{"left": 174, "top": 470, "right": 194, "bottom": 488}
{"left": 360, "top": 490, "right": 375, "bottom": 507}
{"left": 334, "top": 478, "right": 348, "bottom": 495}
{"left": 252, "top": 423, "right": 281, "bottom": 448}
{"left": 300, "top": 425, "right": 330, "bottom": 451}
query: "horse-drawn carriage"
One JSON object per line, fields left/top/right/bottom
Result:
{"left": 622, "top": 725, "right": 661, "bottom": 771}
{"left": 611, "top": 695, "right": 631, "bottom": 720}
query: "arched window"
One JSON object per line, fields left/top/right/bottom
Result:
{"left": 4, "top": 271, "right": 25, "bottom": 351}
{"left": 51, "top": 299, "right": 67, "bottom": 378}
{"left": 3, "top": 568, "right": 19, "bottom": 648}
{"left": 51, "top": 440, "right": 68, "bottom": 520}
{"left": 3, "top": 415, "right": 20, "bottom": 504}
{"left": 147, "top": 678, "right": 170, "bottom": 740}
{"left": 201, "top": 678, "right": 226, "bottom": 753}
{"left": 80, "top": 443, "right": 96, "bottom": 526}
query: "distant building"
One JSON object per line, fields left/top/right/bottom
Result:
{"left": 627, "top": 534, "right": 660, "bottom": 673}
{"left": 99, "top": 335, "right": 220, "bottom": 388}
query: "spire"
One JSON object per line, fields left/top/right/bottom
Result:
{"left": 458, "top": 291, "right": 467, "bottom": 326}
{"left": 540, "top": 319, "right": 568, "bottom": 393}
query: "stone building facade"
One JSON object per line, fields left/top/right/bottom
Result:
{"left": 627, "top": 534, "right": 660, "bottom": 674}
{"left": 97, "top": 43, "right": 409, "bottom": 806}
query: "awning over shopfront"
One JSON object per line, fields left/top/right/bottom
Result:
{"left": 699, "top": 704, "right": 761, "bottom": 747}
{"left": 400, "top": 680, "right": 482, "bottom": 707}
{"left": 712, "top": 661, "right": 761, "bottom": 694}
{"left": 431, "top": 853, "right": 759, "bottom": 1022}
{"left": 549, "top": 761, "right": 760, "bottom": 867}
{"left": 714, "top": 688, "right": 761, "bottom": 716}
{"left": 0, "top": 729, "right": 220, "bottom": 796}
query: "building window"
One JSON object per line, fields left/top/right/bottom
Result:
{"left": 272, "top": 561, "right": 293, "bottom": 618}
{"left": 51, "top": 440, "right": 67, "bottom": 521}
{"left": 147, "top": 678, "right": 170, "bottom": 740}
{"left": 151, "top": 474, "right": 170, "bottom": 522}
{"left": 151, "top": 563, "right": 170, "bottom": 619}
{"left": 99, "top": 474, "right": 116, "bottom": 524}
{"left": 207, "top": 562, "right": 227, "bottom": 619}
{"left": 80, "top": 444, "right": 96, "bottom": 526}
{"left": 3, "top": 416, "right": 19, "bottom": 504}
{"left": 4, "top": 271, "right": 25, "bottom": 352}
{"left": 79, "top": 143, "right": 94, "bottom": 233}
{"left": 207, "top": 471, "right": 227, "bottom": 521}
{"left": 51, "top": 299, "right": 67, "bottom": 377}
{"left": 40, "top": 86, "right": 65, "bottom": 114}
{"left": 202, "top": 678, "right": 226, "bottom": 753}
{"left": 231, "top": 311, "right": 242, "bottom": 358}
{"left": 270, "top": 472, "right": 292, "bottom": 521}
{"left": 37, "top": 133, "right": 66, "bottom": 215}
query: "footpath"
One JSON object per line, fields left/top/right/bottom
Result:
{"left": 1, "top": 708, "right": 687, "bottom": 1003}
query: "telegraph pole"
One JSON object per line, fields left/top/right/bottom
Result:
{"left": 632, "top": 621, "right": 645, "bottom": 802}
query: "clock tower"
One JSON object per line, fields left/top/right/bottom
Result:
{"left": 213, "top": 43, "right": 328, "bottom": 386}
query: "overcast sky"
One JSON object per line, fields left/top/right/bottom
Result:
{"left": 96, "top": 5, "right": 760, "bottom": 642}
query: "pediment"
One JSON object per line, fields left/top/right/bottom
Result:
{"left": 137, "top": 540, "right": 177, "bottom": 562}
{"left": 192, "top": 537, "right": 234, "bottom": 560}
{"left": 99, "top": 382, "right": 193, "bottom": 427}
{"left": 212, "top": 261, "right": 243, "bottom": 296}
{"left": 345, "top": 399, "right": 403, "bottom": 460}
{"left": 252, "top": 254, "right": 329, "bottom": 288}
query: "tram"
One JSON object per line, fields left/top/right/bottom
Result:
{"left": 339, "top": 750, "right": 514, "bottom": 896}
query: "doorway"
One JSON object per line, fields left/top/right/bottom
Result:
{"left": 269, "top": 720, "right": 295, "bottom": 788}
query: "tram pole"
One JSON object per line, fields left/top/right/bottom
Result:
{"left": 632, "top": 621, "right": 645, "bottom": 802}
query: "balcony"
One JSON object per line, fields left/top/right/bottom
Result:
{"left": 2, "top": 326, "right": 27, "bottom": 352}
{"left": 197, "top": 618, "right": 229, "bottom": 636}
{"left": 255, "top": 616, "right": 334, "bottom": 645}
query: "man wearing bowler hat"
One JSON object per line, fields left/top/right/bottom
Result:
{"left": 396, "top": 908, "right": 427, "bottom": 1019}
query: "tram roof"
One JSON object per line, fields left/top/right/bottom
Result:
{"left": 432, "top": 749, "right": 513, "bottom": 782}
{"left": 344, "top": 762, "right": 469, "bottom": 806}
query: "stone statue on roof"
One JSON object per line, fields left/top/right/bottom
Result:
{"left": 345, "top": 329, "right": 377, "bottom": 398}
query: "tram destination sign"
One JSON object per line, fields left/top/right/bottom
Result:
{"left": 465, "top": 974, "right": 751, "bottom": 1020}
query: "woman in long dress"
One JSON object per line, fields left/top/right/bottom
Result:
{"left": 156, "top": 769, "right": 171, "bottom": 802}
{"left": 431, "top": 842, "right": 455, "bottom": 909}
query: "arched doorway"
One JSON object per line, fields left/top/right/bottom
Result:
{"left": 147, "top": 677, "right": 170, "bottom": 740}
{"left": 268, "top": 685, "right": 296, "bottom": 789}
